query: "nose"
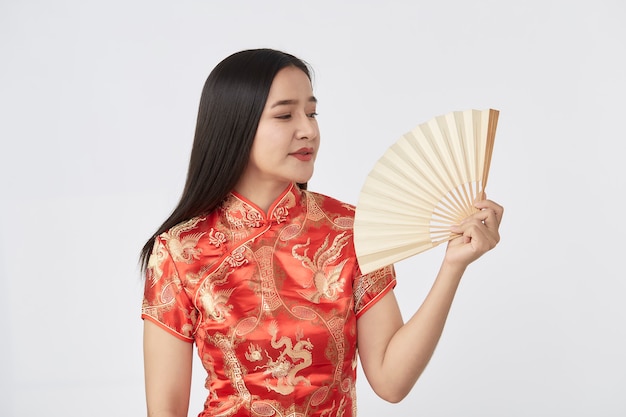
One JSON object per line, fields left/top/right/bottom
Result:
{"left": 295, "top": 114, "right": 318, "bottom": 140}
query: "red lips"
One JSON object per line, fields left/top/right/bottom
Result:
{"left": 289, "top": 148, "right": 314, "bottom": 161}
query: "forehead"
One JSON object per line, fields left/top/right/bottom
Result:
{"left": 266, "top": 66, "right": 314, "bottom": 102}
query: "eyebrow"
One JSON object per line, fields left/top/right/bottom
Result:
{"left": 270, "top": 96, "right": 318, "bottom": 108}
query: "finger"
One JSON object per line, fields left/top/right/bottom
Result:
{"left": 458, "top": 207, "right": 497, "bottom": 230}
{"left": 450, "top": 219, "right": 497, "bottom": 254}
{"left": 478, "top": 208, "right": 500, "bottom": 231}
{"left": 474, "top": 199, "right": 504, "bottom": 226}
{"left": 452, "top": 209, "right": 500, "bottom": 246}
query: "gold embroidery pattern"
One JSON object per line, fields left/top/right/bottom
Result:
{"left": 272, "top": 190, "right": 296, "bottom": 224}
{"left": 198, "top": 274, "right": 234, "bottom": 323}
{"left": 141, "top": 185, "right": 397, "bottom": 417}
{"left": 255, "top": 245, "right": 282, "bottom": 312}
{"left": 200, "top": 351, "right": 219, "bottom": 403}
{"left": 223, "top": 197, "right": 256, "bottom": 242}
{"left": 327, "top": 315, "right": 347, "bottom": 384}
{"left": 141, "top": 275, "right": 180, "bottom": 315}
{"left": 273, "top": 205, "right": 289, "bottom": 224}
{"left": 162, "top": 217, "right": 206, "bottom": 263}
{"left": 208, "top": 228, "right": 226, "bottom": 247}
{"left": 291, "top": 233, "right": 350, "bottom": 303}
{"left": 257, "top": 321, "right": 313, "bottom": 395}
{"left": 279, "top": 223, "right": 303, "bottom": 242}
{"left": 210, "top": 332, "right": 252, "bottom": 402}
{"left": 306, "top": 193, "right": 325, "bottom": 221}
{"left": 225, "top": 246, "right": 248, "bottom": 268}
{"left": 146, "top": 238, "right": 168, "bottom": 286}
{"left": 333, "top": 217, "right": 353, "bottom": 229}
{"left": 353, "top": 265, "right": 394, "bottom": 314}
{"left": 245, "top": 343, "right": 263, "bottom": 362}
{"left": 244, "top": 209, "right": 263, "bottom": 228}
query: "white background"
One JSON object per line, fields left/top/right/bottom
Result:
{"left": 1, "top": 0, "right": 625, "bottom": 416}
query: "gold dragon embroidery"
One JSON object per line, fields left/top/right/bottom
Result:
{"left": 255, "top": 321, "right": 313, "bottom": 395}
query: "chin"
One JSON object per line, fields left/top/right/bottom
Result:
{"left": 287, "top": 167, "right": 313, "bottom": 183}
{"left": 293, "top": 172, "right": 314, "bottom": 184}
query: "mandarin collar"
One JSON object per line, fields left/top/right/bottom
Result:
{"left": 224, "top": 183, "right": 302, "bottom": 228}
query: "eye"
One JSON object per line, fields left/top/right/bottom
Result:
{"left": 308, "top": 112, "right": 318, "bottom": 119}
{"left": 275, "top": 114, "right": 292, "bottom": 120}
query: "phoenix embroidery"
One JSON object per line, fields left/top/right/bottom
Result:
{"left": 291, "top": 232, "right": 351, "bottom": 303}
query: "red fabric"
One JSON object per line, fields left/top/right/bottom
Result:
{"left": 142, "top": 184, "right": 396, "bottom": 417}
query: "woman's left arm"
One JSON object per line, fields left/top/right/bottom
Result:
{"left": 357, "top": 199, "right": 503, "bottom": 403}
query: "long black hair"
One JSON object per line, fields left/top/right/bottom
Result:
{"left": 139, "top": 49, "right": 312, "bottom": 272}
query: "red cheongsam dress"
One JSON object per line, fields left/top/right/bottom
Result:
{"left": 142, "top": 183, "right": 396, "bottom": 417}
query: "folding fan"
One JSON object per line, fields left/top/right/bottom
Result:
{"left": 353, "top": 108, "right": 499, "bottom": 274}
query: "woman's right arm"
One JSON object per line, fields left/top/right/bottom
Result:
{"left": 143, "top": 320, "right": 194, "bottom": 417}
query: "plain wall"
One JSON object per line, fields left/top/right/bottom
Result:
{"left": 1, "top": 0, "right": 624, "bottom": 416}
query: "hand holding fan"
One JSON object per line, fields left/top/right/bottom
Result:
{"left": 354, "top": 109, "right": 499, "bottom": 274}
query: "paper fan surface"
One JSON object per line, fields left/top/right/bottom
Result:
{"left": 354, "top": 108, "right": 499, "bottom": 274}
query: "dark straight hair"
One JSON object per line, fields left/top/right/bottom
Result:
{"left": 139, "top": 49, "right": 312, "bottom": 272}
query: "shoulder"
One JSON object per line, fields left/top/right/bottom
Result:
{"left": 303, "top": 190, "right": 355, "bottom": 213}
{"left": 300, "top": 190, "right": 355, "bottom": 230}
{"left": 158, "top": 215, "right": 215, "bottom": 245}
{"left": 156, "top": 214, "right": 223, "bottom": 272}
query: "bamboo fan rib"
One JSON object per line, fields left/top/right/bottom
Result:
{"left": 354, "top": 109, "right": 499, "bottom": 274}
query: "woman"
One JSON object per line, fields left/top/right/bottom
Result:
{"left": 140, "top": 48, "right": 503, "bottom": 417}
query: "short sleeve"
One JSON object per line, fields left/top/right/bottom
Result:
{"left": 141, "top": 236, "right": 197, "bottom": 342}
{"left": 353, "top": 264, "right": 396, "bottom": 318}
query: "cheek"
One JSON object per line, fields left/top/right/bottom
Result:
{"left": 247, "top": 141, "right": 265, "bottom": 168}
{"left": 248, "top": 137, "right": 278, "bottom": 168}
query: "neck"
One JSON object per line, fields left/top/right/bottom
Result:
{"left": 234, "top": 181, "right": 292, "bottom": 213}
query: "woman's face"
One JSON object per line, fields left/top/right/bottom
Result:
{"left": 237, "top": 66, "right": 319, "bottom": 195}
